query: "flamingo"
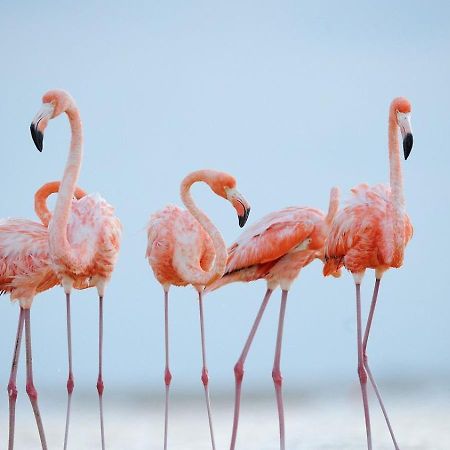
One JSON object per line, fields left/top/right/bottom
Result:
{"left": 206, "top": 187, "right": 341, "bottom": 450}
{"left": 30, "top": 90, "right": 122, "bottom": 450}
{"left": 1, "top": 214, "right": 57, "bottom": 450}
{"left": 323, "top": 97, "right": 414, "bottom": 449}
{"left": 146, "top": 169, "right": 251, "bottom": 450}
{"left": 1, "top": 180, "right": 87, "bottom": 450}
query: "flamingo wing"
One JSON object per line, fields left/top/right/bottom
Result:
{"left": 0, "top": 219, "right": 57, "bottom": 296}
{"left": 225, "top": 207, "right": 315, "bottom": 274}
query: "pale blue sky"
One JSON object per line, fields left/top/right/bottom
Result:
{"left": 1, "top": 1, "right": 449, "bottom": 395}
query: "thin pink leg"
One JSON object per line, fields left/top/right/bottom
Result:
{"left": 7, "top": 307, "right": 25, "bottom": 450}
{"left": 230, "top": 288, "right": 273, "bottom": 450}
{"left": 272, "top": 290, "right": 288, "bottom": 450}
{"left": 355, "top": 283, "right": 372, "bottom": 450}
{"left": 64, "top": 293, "right": 74, "bottom": 450}
{"left": 363, "top": 279, "right": 400, "bottom": 449}
{"left": 163, "top": 290, "right": 172, "bottom": 450}
{"left": 97, "top": 296, "right": 105, "bottom": 450}
{"left": 24, "top": 308, "right": 48, "bottom": 450}
{"left": 198, "top": 290, "right": 216, "bottom": 450}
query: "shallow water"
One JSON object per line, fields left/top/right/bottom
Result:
{"left": 2, "top": 384, "right": 449, "bottom": 449}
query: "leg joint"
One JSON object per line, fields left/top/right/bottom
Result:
{"left": 234, "top": 363, "right": 244, "bottom": 382}
{"left": 26, "top": 383, "right": 38, "bottom": 401}
{"left": 67, "top": 374, "right": 75, "bottom": 394}
{"left": 97, "top": 377, "right": 104, "bottom": 396}
{"left": 164, "top": 368, "right": 172, "bottom": 386}
{"left": 7, "top": 383, "right": 18, "bottom": 400}
{"left": 201, "top": 368, "right": 209, "bottom": 386}
{"left": 358, "top": 364, "right": 367, "bottom": 384}
{"left": 272, "top": 369, "right": 283, "bottom": 386}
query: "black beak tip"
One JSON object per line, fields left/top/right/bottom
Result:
{"left": 238, "top": 207, "right": 251, "bottom": 228}
{"left": 403, "top": 133, "right": 413, "bottom": 160}
{"left": 30, "top": 123, "right": 44, "bottom": 152}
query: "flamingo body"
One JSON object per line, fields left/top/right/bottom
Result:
{"left": 52, "top": 193, "right": 122, "bottom": 288}
{"left": 213, "top": 206, "right": 335, "bottom": 291}
{"left": 147, "top": 204, "right": 214, "bottom": 288}
{"left": 30, "top": 89, "right": 122, "bottom": 450}
{"left": 324, "top": 183, "right": 413, "bottom": 276}
{"left": 207, "top": 188, "right": 339, "bottom": 450}
{"left": 0, "top": 219, "right": 57, "bottom": 308}
{"left": 1, "top": 182, "right": 88, "bottom": 308}
{"left": 146, "top": 169, "right": 251, "bottom": 450}
{"left": 322, "top": 97, "right": 415, "bottom": 450}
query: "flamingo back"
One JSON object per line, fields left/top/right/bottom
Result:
{"left": 0, "top": 219, "right": 58, "bottom": 307}
{"left": 324, "top": 183, "right": 413, "bottom": 275}
{"left": 225, "top": 207, "right": 322, "bottom": 274}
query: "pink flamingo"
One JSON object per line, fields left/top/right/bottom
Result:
{"left": 30, "top": 90, "right": 122, "bottom": 450}
{"left": 206, "top": 187, "right": 341, "bottom": 450}
{"left": 1, "top": 213, "right": 57, "bottom": 450}
{"left": 1, "top": 181, "right": 87, "bottom": 450}
{"left": 146, "top": 169, "right": 251, "bottom": 450}
{"left": 323, "top": 97, "right": 414, "bottom": 449}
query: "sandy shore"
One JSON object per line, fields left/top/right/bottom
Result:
{"left": 2, "top": 383, "right": 449, "bottom": 449}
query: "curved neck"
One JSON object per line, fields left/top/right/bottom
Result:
{"left": 49, "top": 108, "right": 83, "bottom": 263}
{"left": 325, "top": 186, "right": 339, "bottom": 225}
{"left": 388, "top": 108, "right": 405, "bottom": 256}
{"left": 35, "top": 181, "right": 86, "bottom": 227}
{"left": 180, "top": 171, "right": 227, "bottom": 286}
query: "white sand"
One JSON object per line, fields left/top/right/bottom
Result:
{"left": 2, "top": 384, "right": 449, "bottom": 449}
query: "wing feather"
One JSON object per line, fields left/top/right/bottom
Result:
{"left": 226, "top": 207, "right": 315, "bottom": 274}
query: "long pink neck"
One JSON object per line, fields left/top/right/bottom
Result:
{"left": 388, "top": 107, "right": 405, "bottom": 259}
{"left": 180, "top": 171, "right": 227, "bottom": 286}
{"left": 49, "top": 107, "right": 83, "bottom": 266}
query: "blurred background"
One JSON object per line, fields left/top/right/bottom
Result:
{"left": 1, "top": 1, "right": 449, "bottom": 448}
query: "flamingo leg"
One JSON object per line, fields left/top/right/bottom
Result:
{"left": 97, "top": 295, "right": 106, "bottom": 450}
{"left": 198, "top": 290, "right": 216, "bottom": 450}
{"left": 163, "top": 290, "right": 172, "bottom": 450}
{"left": 230, "top": 288, "right": 273, "bottom": 450}
{"left": 7, "top": 307, "right": 25, "bottom": 450}
{"left": 355, "top": 283, "right": 372, "bottom": 450}
{"left": 64, "top": 292, "right": 74, "bottom": 450}
{"left": 363, "top": 279, "right": 400, "bottom": 449}
{"left": 272, "top": 290, "right": 288, "bottom": 450}
{"left": 24, "top": 308, "right": 48, "bottom": 450}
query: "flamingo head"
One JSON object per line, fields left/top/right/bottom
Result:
{"left": 30, "top": 89, "right": 76, "bottom": 151}
{"left": 207, "top": 170, "right": 251, "bottom": 227}
{"left": 391, "top": 97, "right": 413, "bottom": 160}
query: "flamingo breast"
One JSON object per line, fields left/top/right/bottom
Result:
{"left": 146, "top": 204, "right": 213, "bottom": 287}
{"left": 52, "top": 193, "right": 122, "bottom": 284}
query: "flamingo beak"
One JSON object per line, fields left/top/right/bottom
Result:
{"left": 397, "top": 112, "right": 413, "bottom": 160}
{"left": 226, "top": 188, "right": 251, "bottom": 228}
{"left": 30, "top": 103, "right": 54, "bottom": 152}
{"left": 238, "top": 205, "right": 251, "bottom": 228}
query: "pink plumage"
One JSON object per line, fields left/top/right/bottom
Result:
{"left": 146, "top": 169, "right": 251, "bottom": 450}
{"left": 0, "top": 219, "right": 57, "bottom": 308}
{"left": 208, "top": 187, "right": 341, "bottom": 293}
{"left": 206, "top": 187, "right": 340, "bottom": 450}
{"left": 147, "top": 204, "right": 215, "bottom": 288}
{"left": 324, "top": 183, "right": 413, "bottom": 276}
{"left": 30, "top": 89, "right": 122, "bottom": 450}
{"left": 322, "top": 97, "right": 414, "bottom": 450}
